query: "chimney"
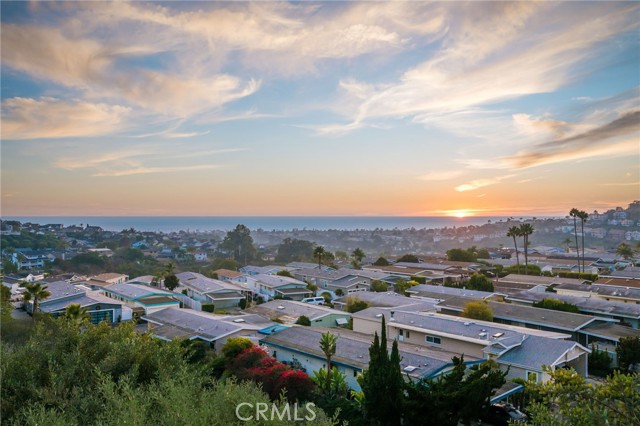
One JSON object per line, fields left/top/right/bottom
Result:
{"left": 390, "top": 310, "right": 395, "bottom": 321}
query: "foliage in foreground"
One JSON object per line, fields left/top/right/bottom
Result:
{"left": 1, "top": 319, "right": 335, "bottom": 426}
{"left": 526, "top": 367, "right": 640, "bottom": 426}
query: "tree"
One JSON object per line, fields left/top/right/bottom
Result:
{"left": 525, "top": 367, "right": 640, "bottom": 426}
{"left": 221, "top": 337, "right": 254, "bottom": 360}
{"left": 64, "top": 303, "right": 91, "bottom": 325}
{"left": 466, "top": 273, "right": 494, "bottom": 292}
{"left": 405, "top": 357, "right": 507, "bottom": 426}
{"left": 276, "top": 269, "right": 293, "bottom": 278}
{"left": 314, "top": 246, "right": 326, "bottom": 269}
{"left": 519, "top": 223, "right": 534, "bottom": 275}
{"left": 373, "top": 256, "right": 390, "bottom": 266}
{"left": 562, "top": 237, "right": 572, "bottom": 253}
{"left": 396, "top": 254, "right": 419, "bottom": 263}
{"left": 577, "top": 210, "right": 589, "bottom": 273}
{"left": 616, "top": 336, "right": 640, "bottom": 373}
{"left": 352, "top": 248, "right": 365, "bottom": 263}
{"left": 163, "top": 274, "right": 180, "bottom": 291}
{"left": 507, "top": 226, "right": 522, "bottom": 273}
{"left": 359, "top": 316, "right": 403, "bottom": 426}
{"left": 446, "top": 248, "right": 477, "bottom": 262}
{"left": 20, "top": 282, "right": 51, "bottom": 316}
{"left": 394, "top": 279, "right": 411, "bottom": 296}
{"left": 588, "top": 344, "right": 612, "bottom": 377}
{"left": 1, "top": 284, "right": 13, "bottom": 323}
{"left": 219, "top": 224, "right": 257, "bottom": 264}
{"left": 462, "top": 300, "right": 493, "bottom": 321}
{"left": 295, "top": 315, "right": 311, "bottom": 326}
{"left": 346, "top": 297, "right": 369, "bottom": 313}
{"left": 319, "top": 332, "right": 338, "bottom": 395}
{"left": 370, "top": 280, "right": 388, "bottom": 292}
{"left": 570, "top": 208, "right": 581, "bottom": 272}
{"left": 532, "top": 298, "right": 580, "bottom": 313}
{"left": 617, "top": 242, "right": 635, "bottom": 260}
{"left": 275, "top": 238, "right": 315, "bottom": 263}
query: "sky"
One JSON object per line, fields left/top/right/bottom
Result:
{"left": 1, "top": 1, "right": 639, "bottom": 217}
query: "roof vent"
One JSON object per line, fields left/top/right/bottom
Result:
{"left": 375, "top": 313, "right": 383, "bottom": 318}
{"left": 464, "top": 322, "right": 470, "bottom": 326}
{"left": 277, "top": 306, "right": 285, "bottom": 310}
{"left": 479, "top": 332, "right": 487, "bottom": 337}
{"left": 403, "top": 366, "right": 418, "bottom": 372}
{"left": 493, "top": 332, "right": 504, "bottom": 338}
{"left": 233, "top": 319, "right": 246, "bottom": 323}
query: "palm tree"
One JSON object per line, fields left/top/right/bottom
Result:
{"left": 569, "top": 208, "right": 580, "bottom": 272}
{"left": 507, "top": 226, "right": 522, "bottom": 273}
{"left": 313, "top": 246, "right": 326, "bottom": 269}
{"left": 319, "top": 331, "right": 338, "bottom": 395}
{"left": 64, "top": 303, "right": 91, "bottom": 325}
{"left": 519, "top": 224, "right": 534, "bottom": 275}
{"left": 616, "top": 242, "right": 634, "bottom": 260}
{"left": 562, "top": 238, "right": 572, "bottom": 253}
{"left": 352, "top": 248, "right": 365, "bottom": 263}
{"left": 577, "top": 210, "right": 589, "bottom": 274}
{"left": 20, "top": 282, "right": 51, "bottom": 317}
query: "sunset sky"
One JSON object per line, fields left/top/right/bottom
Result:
{"left": 1, "top": 1, "right": 639, "bottom": 217}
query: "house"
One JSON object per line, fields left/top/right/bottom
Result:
{"left": 351, "top": 308, "right": 589, "bottom": 383}
{"left": 87, "top": 248, "right": 114, "bottom": 257}
{"left": 554, "top": 282, "right": 640, "bottom": 305}
{"left": 259, "top": 326, "right": 483, "bottom": 392}
{"left": 292, "top": 267, "right": 391, "bottom": 297}
{"left": 142, "top": 307, "right": 275, "bottom": 349}
{"left": 244, "top": 274, "right": 312, "bottom": 301}
{"left": 240, "top": 265, "right": 289, "bottom": 276}
{"left": 11, "top": 249, "right": 49, "bottom": 270}
{"left": 91, "top": 273, "right": 129, "bottom": 285}
{"left": 102, "top": 283, "right": 180, "bottom": 316}
{"left": 32, "top": 281, "right": 124, "bottom": 324}
{"left": 406, "top": 284, "right": 504, "bottom": 302}
{"left": 194, "top": 251, "right": 208, "bottom": 262}
{"left": 495, "top": 274, "right": 589, "bottom": 294}
{"left": 286, "top": 262, "right": 335, "bottom": 271}
{"left": 506, "top": 290, "right": 640, "bottom": 329}
{"left": 214, "top": 269, "right": 245, "bottom": 282}
{"left": 604, "top": 266, "right": 640, "bottom": 280}
{"left": 176, "top": 272, "right": 245, "bottom": 310}
{"left": 332, "top": 291, "right": 436, "bottom": 311}
{"left": 245, "top": 300, "right": 351, "bottom": 327}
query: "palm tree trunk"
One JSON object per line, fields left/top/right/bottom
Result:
{"left": 581, "top": 220, "right": 585, "bottom": 274}
{"left": 524, "top": 235, "right": 528, "bottom": 275}
{"left": 512, "top": 236, "right": 520, "bottom": 273}
{"left": 573, "top": 217, "right": 580, "bottom": 273}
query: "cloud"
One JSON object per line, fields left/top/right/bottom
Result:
{"left": 597, "top": 182, "right": 640, "bottom": 187}
{"left": 314, "top": 2, "right": 639, "bottom": 139}
{"left": 507, "top": 110, "right": 640, "bottom": 168}
{"left": 455, "top": 175, "right": 515, "bottom": 192}
{"left": 1, "top": 97, "right": 131, "bottom": 140}
{"left": 92, "top": 164, "right": 220, "bottom": 177}
{"left": 417, "top": 170, "right": 464, "bottom": 181}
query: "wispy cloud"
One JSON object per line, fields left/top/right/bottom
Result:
{"left": 597, "top": 182, "right": 640, "bottom": 187}
{"left": 417, "top": 170, "right": 464, "bottom": 181}
{"left": 92, "top": 164, "right": 220, "bottom": 177}
{"left": 1, "top": 97, "right": 131, "bottom": 139}
{"left": 507, "top": 110, "right": 640, "bottom": 168}
{"left": 455, "top": 175, "right": 515, "bottom": 192}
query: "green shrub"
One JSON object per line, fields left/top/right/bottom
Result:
{"left": 201, "top": 304, "right": 215, "bottom": 313}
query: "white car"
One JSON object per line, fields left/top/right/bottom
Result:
{"left": 301, "top": 297, "right": 325, "bottom": 305}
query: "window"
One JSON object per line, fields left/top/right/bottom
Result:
{"left": 527, "top": 371, "right": 539, "bottom": 382}
{"left": 406, "top": 330, "right": 410, "bottom": 338}
{"left": 426, "top": 335, "right": 441, "bottom": 345}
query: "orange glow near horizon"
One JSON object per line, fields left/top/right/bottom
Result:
{"left": 448, "top": 209, "right": 472, "bottom": 218}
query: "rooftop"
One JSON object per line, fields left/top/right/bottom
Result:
{"left": 506, "top": 291, "right": 640, "bottom": 319}
{"left": 499, "top": 274, "right": 588, "bottom": 286}
{"left": 497, "top": 335, "right": 584, "bottom": 371}
{"left": 437, "top": 296, "right": 607, "bottom": 331}
{"left": 246, "top": 299, "right": 348, "bottom": 323}
{"left": 143, "top": 307, "right": 242, "bottom": 342}
{"left": 251, "top": 273, "right": 307, "bottom": 288}
{"left": 176, "top": 271, "right": 243, "bottom": 294}
{"left": 103, "top": 283, "right": 175, "bottom": 300}
{"left": 260, "top": 326, "right": 473, "bottom": 379}
{"left": 407, "top": 284, "right": 499, "bottom": 300}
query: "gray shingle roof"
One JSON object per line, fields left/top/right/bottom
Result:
{"left": 252, "top": 274, "right": 307, "bottom": 288}
{"left": 497, "top": 335, "right": 582, "bottom": 371}
{"left": 555, "top": 283, "right": 640, "bottom": 300}
{"left": 261, "top": 326, "right": 466, "bottom": 379}
{"left": 506, "top": 291, "right": 640, "bottom": 318}
{"left": 176, "top": 271, "right": 243, "bottom": 294}
{"left": 103, "top": 283, "right": 175, "bottom": 300}
{"left": 143, "top": 307, "right": 241, "bottom": 341}
{"left": 41, "top": 281, "right": 86, "bottom": 301}
{"left": 437, "top": 296, "right": 603, "bottom": 331}
{"left": 408, "top": 284, "right": 497, "bottom": 300}
{"left": 246, "top": 300, "right": 348, "bottom": 323}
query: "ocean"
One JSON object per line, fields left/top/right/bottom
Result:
{"left": 1, "top": 216, "right": 522, "bottom": 233}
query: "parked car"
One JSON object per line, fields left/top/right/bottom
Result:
{"left": 301, "top": 297, "right": 325, "bottom": 305}
{"left": 480, "top": 403, "right": 527, "bottom": 426}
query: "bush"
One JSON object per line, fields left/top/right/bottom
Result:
{"left": 532, "top": 298, "right": 580, "bottom": 313}
{"left": 410, "top": 275, "right": 427, "bottom": 284}
{"left": 346, "top": 297, "right": 369, "bottom": 313}
{"left": 335, "top": 289, "right": 344, "bottom": 296}
{"left": 320, "top": 292, "right": 332, "bottom": 303}
{"left": 239, "top": 298, "right": 247, "bottom": 309}
{"left": 397, "top": 254, "right": 419, "bottom": 263}
{"left": 296, "top": 315, "right": 311, "bottom": 326}
{"left": 462, "top": 300, "right": 493, "bottom": 321}
{"left": 373, "top": 257, "right": 390, "bottom": 266}
{"left": 588, "top": 344, "right": 612, "bottom": 377}
{"left": 201, "top": 304, "right": 215, "bottom": 313}
{"left": 371, "top": 280, "right": 388, "bottom": 292}
{"left": 558, "top": 272, "right": 598, "bottom": 282}
{"left": 221, "top": 337, "right": 254, "bottom": 360}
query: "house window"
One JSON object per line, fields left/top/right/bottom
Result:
{"left": 527, "top": 371, "right": 539, "bottom": 382}
{"left": 353, "top": 370, "right": 358, "bottom": 377}
{"left": 426, "top": 335, "right": 441, "bottom": 345}
{"left": 406, "top": 330, "right": 410, "bottom": 338}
